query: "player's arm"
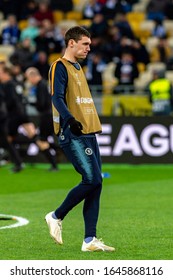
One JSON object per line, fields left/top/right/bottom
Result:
{"left": 51, "top": 61, "right": 73, "bottom": 124}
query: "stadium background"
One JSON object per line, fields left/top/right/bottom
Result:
{"left": 0, "top": 0, "right": 173, "bottom": 261}
{"left": 0, "top": 0, "right": 173, "bottom": 166}
{"left": 1, "top": 0, "right": 173, "bottom": 165}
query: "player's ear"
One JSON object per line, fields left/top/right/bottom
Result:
{"left": 69, "top": 39, "right": 75, "bottom": 48}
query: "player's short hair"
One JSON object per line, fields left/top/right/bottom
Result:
{"left": 64, "top": 26, "right": 91, "bottom": 47}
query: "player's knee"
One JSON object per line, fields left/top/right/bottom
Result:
{"left": 94, "top": 176, "right": 102, "bottom": 188}
{"left": 84, "top": 174, "right": 102, "bottom": 188}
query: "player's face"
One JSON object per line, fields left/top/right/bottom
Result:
{"left": 71, "top": 36, "right": 91, "bottom": 60}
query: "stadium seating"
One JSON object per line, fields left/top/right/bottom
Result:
{"left": 132, "top": 0, "right": 150, "bottom": 12}
{"left": 134, "top": 71, "right": 152, "bottom": 89}
{"left": 163, "top": 20, "right": 173, "bottom": 36}
{"left": 77, "top": 19, "right": 92, "bottom": 28}
{"left": 53, "top": 10, "right": 65, "bottom": 24}
{"left": 58, "top": 19, "right": 78, "bottom": 30}
{"left": 137, "top": 62, "right": 146, "bottom": 73}
{"left": 72, "top": 0, "right": 88, "bottom": 11}
{"left": 18, "top": 19, "right": 28, "bottom": 30}
{"left": 165, "top": 71, "right": 173, "bottom": 83}
{"left": 168, "top": 37, "right": 173, "bottom": 48}
{"left": 126, "top": 11, "right": 146, "bottom": 23}
{"left": 102, "top": 62, "right": 117, "bottom": 94}
{"left": 140, "top": 20, "right": 155, "bottom": 34}
{"left": 146, "top": 62, "right": 166, "bottom": 73}
{"left": 48, "top": 53, "right": 62, "bottom": 64}
{"left": 145, "top": 36, "right": 159, "bottom": 52}
{"left": 0, "top": 44, "right": 15, "bottom": 57}
{"left": 65, "top": 10, "right": 82, "bottom": 21}
{"left": 127, "top": 17, "right": 155, "bottom": 42}
{"left": 0, "top": 0, "right": 172, "bottom": 100}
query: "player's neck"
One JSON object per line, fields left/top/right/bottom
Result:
{"left": 62, "top": 51, "right": 77, "bottom": 63}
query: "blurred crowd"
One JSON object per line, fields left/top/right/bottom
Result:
{"left": 1, "top": 0, "right": 173, "bottom": 170}
{"left": 0, "top": 0, "right": 173, "bottom": 93}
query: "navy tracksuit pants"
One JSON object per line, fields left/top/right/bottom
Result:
{"left": 55, "top": 127, "right": 102, "bottom": 238}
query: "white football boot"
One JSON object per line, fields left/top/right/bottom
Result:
{"left": 45, "top": 211, "right": 63, "bottom": 245}
{"left": 81, "top": 237, "right": 115, "bottom": 252}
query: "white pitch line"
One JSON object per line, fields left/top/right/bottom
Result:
{"left": 0, "top": 214, "right": 29, "bottom": 230}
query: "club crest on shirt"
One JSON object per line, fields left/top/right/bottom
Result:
{"left": 85, "top": 148, "right": 93, "bottom": 155}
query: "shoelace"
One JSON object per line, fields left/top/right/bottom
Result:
{"left": 93, "top": 238, "right": 104, "bottom": 245}
{"left": 57, "top": 220, "right": 62, "bottom": 230}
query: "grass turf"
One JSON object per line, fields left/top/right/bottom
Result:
{"left": 0, "top": 163, "right": 173, "bottom": 260}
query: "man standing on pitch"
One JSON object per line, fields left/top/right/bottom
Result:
{"left": 45, "top": 26, "right": 115, "bottom": 252}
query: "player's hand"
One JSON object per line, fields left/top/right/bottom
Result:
{"left": 68, "top": 118, "right": 83, "bottom": 136}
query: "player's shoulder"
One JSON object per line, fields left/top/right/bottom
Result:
{"left": 50, "top": 59, "right": 66, "bottom": 74}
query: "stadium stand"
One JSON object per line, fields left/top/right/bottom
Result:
{"left": 53, "top": 10, "right": 65, "bottom": 23}
{"left": 0, "top": 0, "right": 172, "bottom": 115}
{"left": 0, "top": 45, "right": 15, "bottom": 61}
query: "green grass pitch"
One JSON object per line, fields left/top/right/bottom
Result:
{"left": 0, "top": 163, "right": 173, "bottom": 260}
